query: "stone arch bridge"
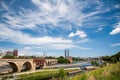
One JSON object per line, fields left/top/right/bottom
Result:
{"left": 0, "top": 59, "right": 36, "bottom": 72}
{"left": 0, "top": 58, "right": 58, "bottom": 73}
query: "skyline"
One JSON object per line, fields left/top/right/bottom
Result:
{"left": 0, "top": 0, "right": 120, "bottom": 57}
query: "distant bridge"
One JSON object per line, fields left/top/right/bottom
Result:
{"left": 44, "top": 62, "right": 90, "bottom": 69}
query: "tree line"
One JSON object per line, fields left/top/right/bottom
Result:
{"left": 102, "top": 51, "right": 120, "bottom": 63}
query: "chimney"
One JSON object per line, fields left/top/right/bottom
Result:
{"left": 67, "top": 49, "right": 69, "bottom": 57}
{"left": 65, "top": 49, "right": 66, "bottom": 58}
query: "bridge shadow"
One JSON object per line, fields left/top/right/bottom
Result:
{"left": 8, "top": 62, "right": 18, "bottom": 72}
{"left": 21, "top": 62, "right": 32, "bottom": 72}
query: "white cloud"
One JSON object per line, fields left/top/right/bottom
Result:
{"left": 49, "top": 43, "right": 77, "bottom": 50}
{"left": 109, "top": 21, "right": 120, "bottom": 35}
{"left": 0, "top": 25, "right": 71, "bottom": 44}
{"left": 1, "top": 1, "right": 10, "bottom": 11}
{"left": 24, "top": 46, "right": 43, "bottom": 50}
{"left": 78, "top": 47, "right": 91, "bottom": 50}
{"left": 76, "top": 38, "right": 91, "bottom": 43}
{"left": 114, "top": 4, "right": 120, "bottom": 9}
{"left": 109, "top": 28, "right": 120, "bottom": 35}
{"left": 19, "top": 50, "right": 43, "bottom": 56}
{"left": 95, "top": 27, "right": 103, "bottom": 32}
{"left": 0, "top": 25, "right": 76, "bottom": 49}
{"left": 24, "top": 46, "right": 32, "bottom": 50}
{"left": 111, "top": 43, "right": 120, "bottom": 47}
{"left": 0, "top": 0, "right": 108, "bottom": 31}
{"left": 69, "top": 30, "right": 87, "bottom": 38}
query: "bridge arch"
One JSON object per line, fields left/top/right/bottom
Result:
{"left": 8, "top": 62, "right": 18, "bottom": 72}
{"left": 22, "top": 61, "right": 32, "bottom": 71}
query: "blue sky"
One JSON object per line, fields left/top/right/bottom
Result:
{"left": 0, "top": 0, "right": 120, "bottom": 57}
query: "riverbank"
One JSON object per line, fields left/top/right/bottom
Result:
{"left": 71, "top": 62, "right": 120, "bottom": 80}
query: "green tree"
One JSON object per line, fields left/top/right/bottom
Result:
{"left": 102, "top": 56, "right": 111, "bottom": 61}
{"left": 58, "top": 56, "right": 70, "bottom": 64}
{"left": 102, "top": 51, "right": 120, "bottom": 63}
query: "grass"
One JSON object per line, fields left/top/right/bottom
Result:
{"left": 19, "top": 70, "right": 58, "bottom": 80}
{"left": 18, "top": 68, "right": 79, "bottom": 80}
{"left": 71, "top": 62, "right": 120, "bottom": 80}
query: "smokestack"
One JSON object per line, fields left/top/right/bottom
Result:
{"left": 67, "top": 49, "right": 69, "bottom": 57}
{"left": 65, "top": 49, "right": 66, "bottom": 58}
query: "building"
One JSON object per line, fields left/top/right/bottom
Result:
{"left": 6, "top": 51, "right": 14, "bottom": 56}
{"left": 67, "top": 56, "right": 73, "bottom": 63}
{"left": 13, "top": 50, "right": 18, "bottom": 58}
{"left": 6, "top": 49, "right": 18, "bottom": 58}
{"left": 33, "top": 58, "right": 45, "bottom": 69}
{"left": 45, "top": 59, "right": 58, "bottom": 66}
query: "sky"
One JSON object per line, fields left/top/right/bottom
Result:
{"left": 0, "top": 0, "right": 120, "bottom": 57}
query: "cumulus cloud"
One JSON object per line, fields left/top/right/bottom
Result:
{"left": 69, "top": 30, "right": 87, "bottom": 38}
{"left": 109, "top": 21, "right": 120, "bottom": 35}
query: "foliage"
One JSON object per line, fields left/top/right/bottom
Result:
{"left": 58, "top": 56, "right": 70, "bottom": 64}
{"left": 102, "top": 51, "right": 120, "bottom": 63}
{"left": 111, "top": 51, "right": 120, "bottom": 62}
{"left": 91, "top": 60, "right": 99, "bottom": 66}
{"left": 59, "top": 68, "right": 67, "bottom": 80}
{"left": 46, "top": 56, "right": 56, "bottom": 59}
{"left": 2, "top": 55, "right": 15, "bottom": 59}
{"left": 102, "top": 56, "right": 111, "bottom": 61}
{"left": 72, "top": 57, "right": 86, "bottom": 61}
{"left": 71, "top": 63, "right": 120, "bottom": 80}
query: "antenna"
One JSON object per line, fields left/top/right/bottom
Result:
{"left": 43, "top": 52, "right": 47, "bottom": 58}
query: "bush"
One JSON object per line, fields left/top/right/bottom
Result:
{"left": 91, "top": 60, "right": 99, "bottom": 66}
{"left": 59, "top": 68, "right": 67, "bottom": 80}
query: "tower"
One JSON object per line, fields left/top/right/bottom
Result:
{"left": 67, "top": 49, "right": 69, "bottom": 57}
{"left": 65, "top": 49, "right": 70, "bottom": 58}
{"left": 43, "top": 52, "right": 47, "bottom": 58}
{"left": 65, "top": 49, "right": 67, "bottom": 58}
